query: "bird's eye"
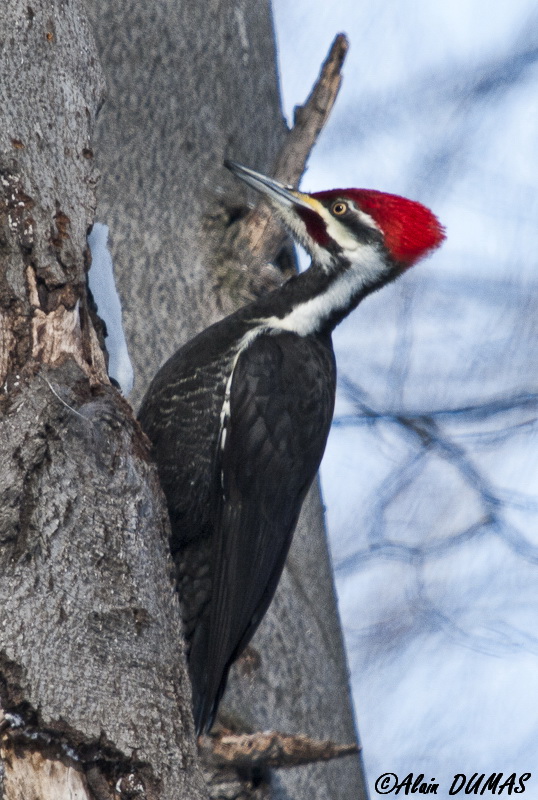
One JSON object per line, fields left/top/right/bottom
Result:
{"left": 331, "top": 201, "right": 348, "bottom": 216}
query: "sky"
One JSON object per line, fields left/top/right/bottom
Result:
{"left": 271, "top": 1, "right": 538, "bottom": 795}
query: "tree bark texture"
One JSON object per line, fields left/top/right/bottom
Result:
{"left": 87, "top": 1, "right": 368, "bottom": 798}
{"left": 0, "top": 2, "right": 207, "bottom": 798}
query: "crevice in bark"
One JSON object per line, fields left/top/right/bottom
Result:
{"left": 1, "top": 2, "right": 210, "bottom": 796}
{"left": 0, "top": 573, "right": 161, "bottom": 800}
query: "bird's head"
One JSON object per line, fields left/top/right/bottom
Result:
{"left": 225, "top": 161, "right": 445, "bottom": 278}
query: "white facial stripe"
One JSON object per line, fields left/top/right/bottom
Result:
{"left": 317, "top": 206, "right": 360, "bottom": 251}
{"left": 317, "top": 202, "right": 380, "bottom": 250}
{"left": 274, "top": 195, "right": 381, "bottom": 270}
{"left": 272, "top": 202, "right": 334, "bottom": 270}
{"left": 264, "top": 245, "right": 389, "bottom": 336}
{"left": 355, "top": 206, "right": 380, "bottom": 231}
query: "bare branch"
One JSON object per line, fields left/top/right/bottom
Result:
{"left": 274, "top": 33, "right": 349, "bottom": 188}
{"left": 229, "top": 34, "right": 349, "bottom": 271}
{"left": 200, "top": 729, "right": 359, "bottom": 770}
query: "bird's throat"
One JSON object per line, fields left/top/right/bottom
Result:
{"left": 262, "top": 251, "right": 392, "bottom": 336}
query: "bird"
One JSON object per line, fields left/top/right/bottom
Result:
{"left": 138, "top": 160, "right": 445, "bottom": 734}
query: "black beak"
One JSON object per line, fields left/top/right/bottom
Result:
{"left": 225, "top": 160, "right": 314, "bottom": 211}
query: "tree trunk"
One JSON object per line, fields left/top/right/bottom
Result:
{"left": 86, "top": 1, "right": 368, "bottom": 798}
{"left": 0, "top": 2, "right": 207, "bottom": 798}
{"left": 1, "top": 0, "right": 368, "bottom": 797}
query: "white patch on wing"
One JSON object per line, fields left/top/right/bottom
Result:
{"left": 217, "top": 327, "right": 266, "bottom": 489}
{"left": 218, "top": 370, "right": 233, "bottom": 492}
{"left": 265, "top": 246, "right": 389, "bottom": 336}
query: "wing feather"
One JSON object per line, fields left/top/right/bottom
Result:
{"left": 198, "top": 330, "right": 336, "bottom": 730}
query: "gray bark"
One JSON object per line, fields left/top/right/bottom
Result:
{"left": 87, "top": 1, "right": 368, "bottom": 798}
{"left": 0, "top": 2, "right": 207, "bottom": 798}
{"left": 85, "top": 0, "right": 286, "bottom": 409}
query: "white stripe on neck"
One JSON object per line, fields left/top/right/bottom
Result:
{"left": 264, "top": 246, "right": 388, "bottom": 336}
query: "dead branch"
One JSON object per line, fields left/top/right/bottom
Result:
{"left": 199, "top": 729, "right": 359, "bottom": 771}
{"left": 228, "top": 33, "right": 349, "bottom": 272}
{"left": 273, "top": 32, "right": 349, "bottom": 189}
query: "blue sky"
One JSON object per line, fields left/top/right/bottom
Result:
{"left": 272, "top": 1, "right": 538, "bottom": 794}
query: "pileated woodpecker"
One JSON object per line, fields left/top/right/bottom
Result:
{"left": 138, "top": 161, "right": 445, "bottom": 734}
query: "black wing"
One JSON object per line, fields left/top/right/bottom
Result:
{"left": 192, "top": 330, "right": 336, "bottom": 732}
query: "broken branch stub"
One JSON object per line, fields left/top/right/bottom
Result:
{"left": 200, "top": 730, "right": 359, "bottom": 771}
{"left": 225, "top": 33, "right": 349, "bottom": 277}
